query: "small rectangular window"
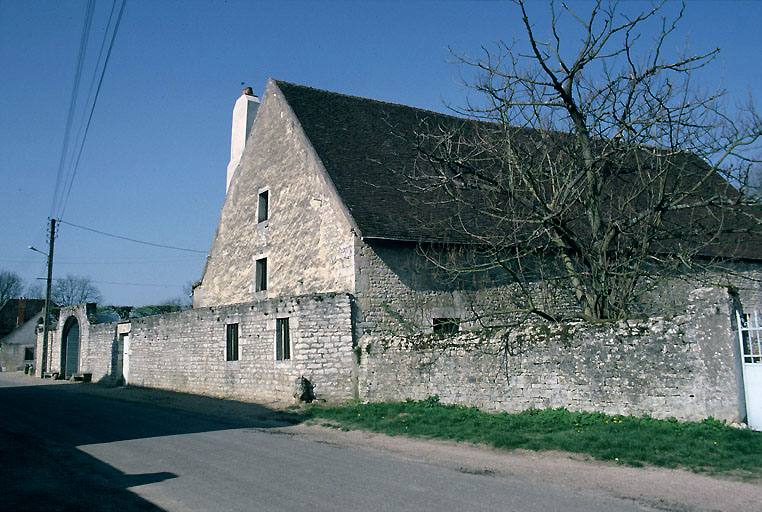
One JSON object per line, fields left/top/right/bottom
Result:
{"left": 257, "top": 190, "right": 269, "bottom": 223}
{"left": 433, "top": 318, "right": 459, "bottom": 335}
{"left": 276, "top": 318, "right": 290, "bottom": 360}
{"left": 226, "top": 323, "right": 239, "bottom": 361}
{"left": 255, "top": 258, "right": 267, "bottom": 292}
{"left": 24, "top": 347, "right": 34, "bottom": 361}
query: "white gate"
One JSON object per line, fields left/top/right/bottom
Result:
{"left": 122, "top": 333, "right": 131, "bottom": 386}
{"left": 737, "top": 311, "right": 762, "bottom": 431}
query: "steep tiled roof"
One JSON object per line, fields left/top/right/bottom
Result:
{"left": 0, "top": 298, "right": 45, "bottom": 337}
{"left": 275, "top": 80, "right": 482, "bottom": 242}
{"left": 274, "top": 80, "right": 762, "bottom": 260}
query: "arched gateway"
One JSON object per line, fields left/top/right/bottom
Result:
{"left": 60, "top": 316, "right": 80, "bottom": 379}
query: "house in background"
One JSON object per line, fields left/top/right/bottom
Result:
{"left": 0, "top": 298, "right": 45, "bottom": 372}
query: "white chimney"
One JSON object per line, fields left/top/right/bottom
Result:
{"left": 226, "top": 87, "right": 260, "bottom": 193}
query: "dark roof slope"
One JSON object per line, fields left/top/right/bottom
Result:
{"left": 274, "top": 80, "right": 762, "bottom": 259}
{"left": 276, "top": 80, "right": 476, "bottom": 242}
{"left": 0, "top": 298, "right": 45, "bottom": 337}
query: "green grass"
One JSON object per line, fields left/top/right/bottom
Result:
{"left": 301, "top": 396, "right": 762, "bottom": 477}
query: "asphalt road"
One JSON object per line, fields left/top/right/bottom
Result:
{"left": 0, "top": 373, "right": 698, "bottom": 511}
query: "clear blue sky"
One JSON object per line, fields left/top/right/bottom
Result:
{"left": 1, "top": 0, "right": 760, "bottom": 306}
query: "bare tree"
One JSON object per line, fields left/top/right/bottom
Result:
{"left": 26, "top": 282, "right": 44, "bottom": 300}
{"left": 51, "top": 274, "right": 103, "bottom": 307}
{"left": 403, "top": 0, "right": 762, "bottom": 322}
{"left": 159, "top": 296, "right": 192, "bottom": 309}
{"left": 0, "top": 270, "right": 24, "bottom": 307}
{"left": 155, "top": 282, "right": 194, "bottom": 309}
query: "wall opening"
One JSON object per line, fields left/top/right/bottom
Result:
{"left": 433, "top": 317, "right": 460, "bottom": 335}
{"left": 255, "top": 258, "right": 267, "bottom": 292}
{"left": 61, "top": 316, "right": 80, "bottom": 379}
{"left": 257, "top": 190, "right": 269, "bottom": 223}
{"left": 276, "top": 318, "right": 290, "bottom": 360}
{"left": 226, "top": 323, "right": 239, "bottom": 361}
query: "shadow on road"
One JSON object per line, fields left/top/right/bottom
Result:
{"left": 0, "top": 374, "right": 303, "bottom": 511}
{"left": 0, "top": 428, "right": 171, "bottom": 511}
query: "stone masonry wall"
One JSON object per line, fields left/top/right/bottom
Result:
{"left": 358, "top": 287, "right": 746, "bottom": 422}
{"left": 34, "top": 303, "right": 121, "bottom": 383}
{"left": 195, "top": 79, "right": 356, "bottom": 308}
{"left": 81, "top": 322, "right": 124, "bottom": 384}
{"left": 128, "top": 293, "right": 354, "bottom": 404}
{"left": 37, "top": 304, "right": 98, "bottom": 379}
{"left": 352, "top": 239, "right": 586, "bottom": 341}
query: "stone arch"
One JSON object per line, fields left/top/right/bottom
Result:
{"left": 61, "top": 316, "right": 80, "bottom": 379}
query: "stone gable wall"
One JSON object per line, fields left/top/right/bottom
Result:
{"left": 195, "top": 80, "right": 356, "bottom": 308}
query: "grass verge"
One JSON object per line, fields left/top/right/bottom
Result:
{"left": 300, "top": 396, "right": 762, "bottom": 477}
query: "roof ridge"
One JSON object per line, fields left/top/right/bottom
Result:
{"left": 271, "top": 79, "right": 577, "bottom": 141}
{"left": 271, "top": 79, "right": 707, "bottom": 147}
{"left": 271, "top": 79, "right": 470, "bottom": 124}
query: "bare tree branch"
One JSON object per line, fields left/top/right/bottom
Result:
{"left": 0, "top": 270, "right": 24, "bottom": 307}
{"left": 401, "top": 0, "right": 762, "bottom": 322}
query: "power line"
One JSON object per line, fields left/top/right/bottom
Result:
{"left": 58, "top": 220, "right": 208, "bottom": 254}
{"left": 90, "top": 280, "right": 182, "bottom": 288}
{"left": 58, "top": 0, "right": 128, "bottom": 221}
{"left": 0, "top": 257, "right": 202, "bottom": 265}
{"left": 73, "top": 0, "right": 120, "bottom": 153}
{"left": 36, "top": 277, "right": 183, "bottom": 288}
{"left": 50, "top": 0, "right": 96, "bottom": 219}
{"left": 22, "top": 254, "right": 202, "bottom": 261}
{"left": 59, "top": 0, "right": 120, "bottom": 217}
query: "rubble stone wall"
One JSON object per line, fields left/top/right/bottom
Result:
{"left": 358, "top": 287, "right": 747, "bottom": 422}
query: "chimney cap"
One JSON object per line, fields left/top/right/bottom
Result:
{"left": 242, "top": 86, "right": 254, "bottom": 96}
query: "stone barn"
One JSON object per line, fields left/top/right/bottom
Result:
{"left": 37, "top": 80, "right": 762, "bottom": 426}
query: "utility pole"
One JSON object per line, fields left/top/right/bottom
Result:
{"left": 40, "top": 218, "right": 55, "bottom": 377}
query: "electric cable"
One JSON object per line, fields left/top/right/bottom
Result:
{"left": 49, "top": 0, "right": 96, "bottom": 219}
{"left": 58, "top": 220, "right": 208, "bottom": 254}
{"left": 0, "top": 257, "right": 202, "bottom": 265}
{"left": 61, "top": 0, "right": 119, "bottom": 212}
{"left": 35, "top": 277, "right": 183, "bottom": 288}
{"left": 87, "top": 280, "right": 182, "bottom": 287}
{"left": 58, "top": 0, "right": 127, "bottom": 221}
